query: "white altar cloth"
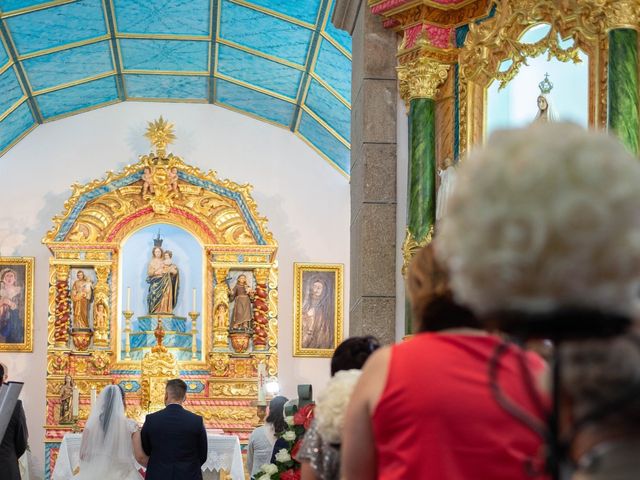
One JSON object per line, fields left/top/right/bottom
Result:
{"left": 52, "top": 432, "right": 245, "bottom": 480}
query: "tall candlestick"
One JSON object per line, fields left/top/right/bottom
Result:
{"left": 192, "top": 288, "right": 196, "bottom": 312}
{"left": 126, "top": 287, "right": 131, "bottom": 311}
{"left": 257, "top": 362, "right": 266, "bottom": 405}
{"left": 90, "top": 387, "right": 97, "bottom": 409}
{"left": 72, "top": 387, "right": 79, "bottom": 417}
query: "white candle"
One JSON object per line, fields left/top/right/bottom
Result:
{"left": 257, "top": 363, "right": 266, "bottom": 405}
{"left": 72, "top": 387, "right": 79, "bottom": 417}
{"left": 126, "top": 287, "right": 131, "bottom": 311}
{"left": 192, "top": 288, "right": 196, "bottom": 312}
{"left": 90, "top": 387, "right": 97, "bottom": 409}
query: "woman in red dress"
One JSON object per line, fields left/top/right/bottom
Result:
{"left": 342, "top": 246, "right": 548, "bottom": 480}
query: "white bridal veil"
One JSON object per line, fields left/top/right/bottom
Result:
{"left": 75, "top": 385, "right": 137, "bottom": 479}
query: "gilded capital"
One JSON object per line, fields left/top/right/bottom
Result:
{"left": 397, "top": 57, "right": 450, "bottom": 105}
{"left": 604, "top": 0, "right": 640, "bottom": 31}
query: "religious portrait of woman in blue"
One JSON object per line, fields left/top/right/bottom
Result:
{"left": 0, "top": 267, "right": 24, "bottom": 343}
{"left": 146, "top": 245, "right": 180, "bottom": 315}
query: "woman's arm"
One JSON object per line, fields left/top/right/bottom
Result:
{"left": 341, "top": 347, "right": 391, "bottom": 480}
{"left": 132, "top": 429, "right": 148, "bottom": 467}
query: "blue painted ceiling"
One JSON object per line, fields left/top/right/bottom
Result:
{"left": 0, "top": 0, "right": 351, "bottom": 174}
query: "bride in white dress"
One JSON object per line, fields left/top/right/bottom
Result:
{"left": 74, "top": 385, "right": 144, "bottom": 479}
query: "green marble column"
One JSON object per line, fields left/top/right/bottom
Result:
{"left": 404, "top": 98, "right": 436, "bottom": 336}
{"left": 408, "top": 98, "right": 437, "bottom": 242}
{"left": 608, "top": 29, "right": 639, "bottom": 156}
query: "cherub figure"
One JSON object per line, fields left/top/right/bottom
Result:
{"left": 168, "top": 167, "right": 179, "bottom": 193}
{"left": 142, "top": 166, "right": 155, "bottom": 196}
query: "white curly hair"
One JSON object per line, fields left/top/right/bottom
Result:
{"left": 436, "top": 122, "right": 640, "bottom": 316}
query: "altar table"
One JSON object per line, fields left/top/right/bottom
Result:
{"left": 51, "top": 432, "right": 245, "bottom": 480}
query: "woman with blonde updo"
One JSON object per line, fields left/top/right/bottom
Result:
{"left": 341, "top": 245, "right": 549, "bottom": 480}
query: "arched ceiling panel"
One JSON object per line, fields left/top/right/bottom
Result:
{"left": 0, "top": 0, "right": 352, "bottom": 176}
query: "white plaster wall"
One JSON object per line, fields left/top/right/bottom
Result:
{"left": 395, "top": 96, "right": 408, "bottom": 341}
{"left": 0, "top": 101, "right": 350, "bottom": 478}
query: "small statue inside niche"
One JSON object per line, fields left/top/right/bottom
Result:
{"left": 71, "top": 270, "right": 93, "bottom": 329}
{"left": 59, "top": 374, "right": 74, "bottom": 424}
{"left": 93, "top": 302, "right": 108, "bottom": 331}
{"left": 214, "top": 303, "right": 228, "bottom": 329}
{"left": 228, "top": 274, "right": 254, "bottom": 332}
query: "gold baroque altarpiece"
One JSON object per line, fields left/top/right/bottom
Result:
{"left": 42, "top": 117, "right": 279, "bottom": 473}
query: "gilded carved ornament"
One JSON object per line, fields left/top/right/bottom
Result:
{"left": 43, "top": 118, "right": 275, "bottom": 247}
{"left": 397, "top": 57, "right": 450, "bottom": 107}
{"left": 401, "top": 225, "right": 434, "bottom": 278}
{"left": 457, "top": 0, "right": 615, "bottom": 154}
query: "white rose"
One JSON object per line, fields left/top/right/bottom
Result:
{"left": 282, "top": 430, "right": 296, "bottom": 441}
{"left": 316, "top": 370, "right": 362, "bottom": 444}
{"left": 275, "top": 448, "right": 291, "bottom": 463}
{"left": 285, "top": 415, "right": 295, "bottom": 426}
{"left": 256, "top": 475, "right": 270, "bottom": 480}
{"left": 260, "top": 463, "right": 278, "bottom": 475}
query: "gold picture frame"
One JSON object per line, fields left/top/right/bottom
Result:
{"left": 293, "top": 263, "right": 344, "bottom": 358}
{"left": 0, "top": 257, "right": 34, "bottom": 352}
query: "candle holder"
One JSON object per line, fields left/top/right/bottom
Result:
{"left": 123, "top": 310, "right": 134, "bottom": 360}
{"left": 71, "top": 415, "right": 81, "bottom": 433}
{"left": 188, "top": 311, "right": 199, "bottom": 360}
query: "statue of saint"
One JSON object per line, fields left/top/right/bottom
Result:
{"left": 534, "top": 73, "right": 557, "bottom": 123}
{"left": 228, "top": 274, "right": 254, "bottom": 331}
{"left": 93, "top": 302, "right": 108, "bottom": 331}
{"left": 71, "top": 270, "right": 93, "bottom": 329}
{"left": 59, "top": 374, "right": 74, "bottom": 424}
{"left": 146, "top": 239, "right": 180, "bottom": 315}
{"left": 436, "top": 158, "right": 457, "bottom": 223}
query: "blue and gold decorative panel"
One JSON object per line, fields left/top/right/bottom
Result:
{"left": 0, "top": 102, "right": 34, "bottom": 151}
{"left": 5, "top": 0, "right": 108, "bottom": 56}
{"left": 219, "top": 0, "right": 313, "bottom": 66}
{"left": 216, "top": 44, "right": 302, "bottom": 99}
{"left": 217, "top": 78, "right": 295, "bottom": 127}
{"left": 0, "top": 0, "right": 352, "bottom": 175}
{"left": 241, "top": 0, "right": 322, "bottom": 24}
{"left": 125, "top": 74, "right": 208, "bottom": 100}
{"left": 298, "top": 110, "right": 349, "bottom": 174}
{"left": 36, "top": 76, "right": 119, "bottom": 119}
{"left": 113, "top": 0, "right": 212, "bottom": 36}
{"left": 120, "top": 39, "right": 209, "bottom": 72}
{"left": 0, "top": 67, "right": 24, "bottom": 115}
{"left": 22, "top": 41, "right": 114, "bottom": 92}
{"left": 305, "top": 78, "right": 350, "bottom": 142}
{"left": 314, "top": 38, "right": 350, "bottom": 102}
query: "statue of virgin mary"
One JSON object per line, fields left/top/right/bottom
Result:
{"left": 533, "top": 73, "right": 558, "bottom": 123}
{"left": 146, "top": 235, "right": 180, "bottom": 315}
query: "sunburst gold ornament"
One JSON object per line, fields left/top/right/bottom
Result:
{"left": 145, "top": 116, "right": 176, "bottom": 157}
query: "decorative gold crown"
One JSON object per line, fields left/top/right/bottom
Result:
{"left": 539, "top": 73, "right": 553, "bottom": 95}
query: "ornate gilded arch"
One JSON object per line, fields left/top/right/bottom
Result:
{"left": 458, "top": 0, "right": 616, "bottom": 155}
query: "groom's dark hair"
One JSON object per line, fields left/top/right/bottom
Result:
{"left": 166, "top": 378, "right": 188, "bottom": 401}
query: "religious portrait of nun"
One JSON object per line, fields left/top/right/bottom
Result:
{"left": 300, "top": 272, "right": 335, "bottom": 350}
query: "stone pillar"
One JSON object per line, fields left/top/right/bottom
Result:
{"left": 608, "top": 28, "right": 639, "bottom": 155}
{"left": 334, "top": 0, "right": 398, "bottom": 344}
{"left": 397, "top": 58, "right": 449, "bottom": 335}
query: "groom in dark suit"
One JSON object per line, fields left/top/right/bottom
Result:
{"left": 141, "top": 379, "right": 208, "bottom": 479}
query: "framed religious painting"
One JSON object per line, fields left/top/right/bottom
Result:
{"left": 0, "top": 257, "right": 34, "bottom": 352}
{"left": 293, "top": 263, "right": 343, "bottom": 357}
